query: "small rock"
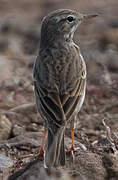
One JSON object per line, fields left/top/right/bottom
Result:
{"left": 0, "top": 154, "right": 13, "bottom": 170}
{"left": 0, "top": 154, "right": 13, "bottom": 180}
{"left": 12, "top": 124, "right": 25, "bottom": 136}
{"left": 0, "top": 114, "right": 12, "bottom": 141}
{"left": 26, "top": 123, "right": 39, "bottom": 132}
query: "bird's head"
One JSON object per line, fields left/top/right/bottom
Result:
{"left": 40, "top": 9, "right": 98, "bottom": 47}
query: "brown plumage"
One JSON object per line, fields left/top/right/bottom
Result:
{"left": 33, "top": 9, "right": 97, "bottom": 168}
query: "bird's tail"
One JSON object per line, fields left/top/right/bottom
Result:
{"left": 44, "top": 126, "right": 65, "bottom": 168}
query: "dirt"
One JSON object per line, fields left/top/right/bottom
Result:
{"left": 0, "top": 0, "right": 118, "bottom": 180}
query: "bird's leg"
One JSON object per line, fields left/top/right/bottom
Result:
{"left": 66, "top": 129, "right": 75, "bottom": 153}
{"left": 66, "top": 128, "right": 79, "bottom": 155}
{"left": 71, "top": 128, "right": 75, "bottom": 151}
{"left": 38, "top": 128, "right": 47, "bottom": 157}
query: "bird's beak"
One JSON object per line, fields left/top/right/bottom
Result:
{"left": 83, "top": 14, "right": 98, "bottom": 19}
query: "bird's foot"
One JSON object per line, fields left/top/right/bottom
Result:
{"left": 35, "top": 148, "right": 44, "bottom": 159}
{"left": 66, "top": 146, "right": 79, "bottom": 160}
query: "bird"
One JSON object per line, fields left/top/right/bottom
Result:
{"left": 33, "top": 9, "right": 97, "bottom": 168}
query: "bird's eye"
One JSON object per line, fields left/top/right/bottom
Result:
{"left": 67, "top": 16, "right": 75, "bottom": 23}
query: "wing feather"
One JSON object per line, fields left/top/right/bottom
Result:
{"left": 33, "top": 55, "right": 86, "bottom": 125}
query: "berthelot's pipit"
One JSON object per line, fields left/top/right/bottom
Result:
{"left": 33, "top": 9, "right": 97, "bottom": 168}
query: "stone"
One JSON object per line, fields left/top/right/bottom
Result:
{"left": 0, "top": 114, "right": 12, "bottom": 141}
{"left": 0, "top": 154, "right": 13, "bottom": 180}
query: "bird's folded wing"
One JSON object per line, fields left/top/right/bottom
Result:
{"left": 33, "top": 56, "right": 86, "bottom": 125}
{"left": 61, "top": 73, "right": 86, "bottom": 120}
{"left": 34, "top": 77, "right": 86, "bottom": 126}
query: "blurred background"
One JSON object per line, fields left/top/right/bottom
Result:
{"left": 0, "top": 0, "right": 118, "bottom": 179}
{"left": 0, "top": 0, "right": 118, "bottom": 105}
{"left": 0, "top": 0, "right": 117, "bottom": 98}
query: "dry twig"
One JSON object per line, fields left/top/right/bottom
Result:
{"left": 102, "top": 118, "right": 118, "bottom": 154}
{"left": 102, "top": 119, "right": 114, "bottom": 144}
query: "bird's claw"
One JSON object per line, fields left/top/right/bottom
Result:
{"left": 35, "top": 149, "right": 44, "bottom": 159}
{"left": 66, "top": 146, "right": 79, "bottom": 161}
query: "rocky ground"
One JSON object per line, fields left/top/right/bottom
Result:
{"left": 0, "top": 0, "right": 118, "bottom": 179}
